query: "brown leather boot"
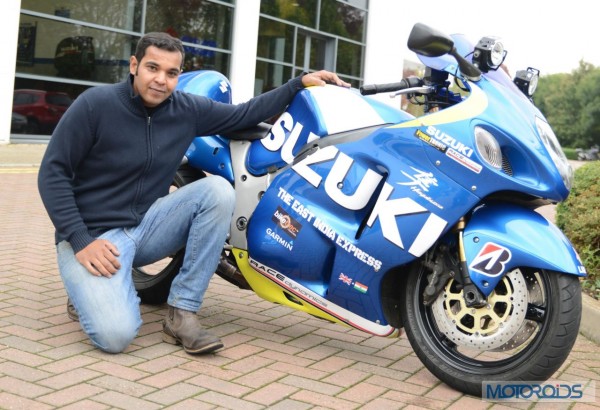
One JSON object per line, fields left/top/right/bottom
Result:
{"left": 162, "top": 305, "right": 223, "bottom": 354}
{"left": 67, "top": 298, "right": 79, "bottom": 321}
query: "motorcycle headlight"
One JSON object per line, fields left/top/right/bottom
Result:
{"left": 535, "top": 117, "right": 573, "bottom": 190}
{"left": 514, "top": 68, "right": 540, "bottom": 97}
{"left": 472, "top": 37, "right": 506, "bottom": 72}
{"left": 474, "top": 126, "right": 503, "bottom": 170}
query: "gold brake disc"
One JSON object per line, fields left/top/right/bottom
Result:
{"left": 431, "top": 268, "right": 531, "bottom": 351}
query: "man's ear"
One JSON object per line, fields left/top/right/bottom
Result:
{"left": 129, "top": 56, "right": 138, "bottom": 76}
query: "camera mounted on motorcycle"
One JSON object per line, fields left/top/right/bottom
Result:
{"left": 472, "top": 37, "right": 507, "bottom": 72}
{"left": 513, "top": 67, "right": 540, "bottom": 97}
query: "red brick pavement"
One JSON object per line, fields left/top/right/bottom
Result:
{"left": 1, "top": 170, "right": 599, "bottom": 409}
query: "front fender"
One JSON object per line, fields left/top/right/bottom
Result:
{"left": 463, "top": 203, "right": 586, "bottom": 296}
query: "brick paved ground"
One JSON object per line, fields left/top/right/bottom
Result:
{"left": 1, "top": 155, "right": 599, "bottom": 409}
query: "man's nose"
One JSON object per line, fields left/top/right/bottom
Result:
{"left": 155, "top": 71, "right": 166, "bottom": 84}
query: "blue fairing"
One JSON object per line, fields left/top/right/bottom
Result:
{"left": 413, "top": 33, "right": 571, "bottom": 203}
{"left": 247, "top": 86, "right": 414, "bottom": 175}
{"left": 247, "top": 123, "right": 480, "bottom": 323}
{"left": 185, "top": 136, "right": 234, "bottom": 182}
{"left": 175, "top": 71, "right": 234, "bottom": 181}
{"left": 463, "top": 203, "right": 586, "bottom": 296}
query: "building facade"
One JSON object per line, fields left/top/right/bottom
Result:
{"left": 3, "top": 0, "right": 405, "bottom": 143}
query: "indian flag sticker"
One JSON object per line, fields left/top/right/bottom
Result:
{"left": 353, "top": 281, "right": 368, "bottom": 294}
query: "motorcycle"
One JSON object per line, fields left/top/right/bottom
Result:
{"left": 133, "top": 23, "right": 586, "bottom": 396}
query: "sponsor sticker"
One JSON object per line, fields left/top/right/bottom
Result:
{"left": 446, "top": 148, "right": 483, "bottom": 174}
{"left": 415, "top": 127, "right": 483, "bottom": 174}
{"left": 272, "top": 206, "right": 302, "bottom": 238}
{"left": 469, "top": 242, "right": 512, "bottom": 277}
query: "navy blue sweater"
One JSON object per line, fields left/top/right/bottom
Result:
{"left": 38, "top": 74, "right": 303, "bottom": 254}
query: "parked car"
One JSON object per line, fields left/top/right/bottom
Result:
{"left": 12, "top": 89, "right": 73, "bottom": 134}
{"left": 11, "top": 112, "right": 28, "bottom": 134}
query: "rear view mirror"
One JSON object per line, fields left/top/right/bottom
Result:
{"left": 407, "top": 23, "right": 454, "bottom": 57}
{"left": 407, "top": 22, "right": 482, "bottom": 81}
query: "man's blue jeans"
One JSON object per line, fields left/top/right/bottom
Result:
{"left": 57, "top": 176, "right": 235, "bottom": 353}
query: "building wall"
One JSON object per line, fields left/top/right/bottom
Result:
{"left": 364, "top": 0, "right": 405, "bottom": 107}
{"left": 229, "top": 0, "right": 261, "bottom": 103}
{"left": 1, "top": 0, "right": 22, "bottom": 144}
{"left": 5, "top": 0, "right": 406, "bottom": 142}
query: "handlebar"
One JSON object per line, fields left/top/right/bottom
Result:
{"left": 359, "top": 77, "right": 424, "bottom": 95}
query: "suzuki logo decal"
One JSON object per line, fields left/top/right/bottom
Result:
{"left": 292, "top": 147, "right": 448, "bottom": 256}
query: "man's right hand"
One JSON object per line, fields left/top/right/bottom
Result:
{"left": 75, "top": 239, "right": 121, "bottom": 278}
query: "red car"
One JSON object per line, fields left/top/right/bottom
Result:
{"left": 12, "top": 89, "right": 73, "bottom": 134}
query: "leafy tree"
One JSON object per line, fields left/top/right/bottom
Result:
{"left": 574, "top": 64, "right": 600, "bottom": 147}
{"left": 535, "top": 61, "right": 600, "bottom": 148}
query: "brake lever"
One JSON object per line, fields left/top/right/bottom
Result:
{"left": 390, "top": 86, "right": 435, "bottom": 98}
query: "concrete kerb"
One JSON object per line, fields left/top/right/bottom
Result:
{"left": 1, "top": 143, "right": 598, "bottom": 345}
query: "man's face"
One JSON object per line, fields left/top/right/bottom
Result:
{"left": 130, "top": 45, "right": 182, "bottom": 107}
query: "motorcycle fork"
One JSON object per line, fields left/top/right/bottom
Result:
{"left": 455, "top": 218, "right": 487, "bottom": 308}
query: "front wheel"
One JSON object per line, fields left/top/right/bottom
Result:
{"left": 401, "top": 264, "right": 581, "bottom": 396}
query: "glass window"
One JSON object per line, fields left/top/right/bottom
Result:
{"left": 260, "top": 0, "right": 318, "bottom": 28}
{"left": 319, "top": 0, "right": 366, "bottom": 42}
{"left": 255, "top": 60, "right": 293, "bottom": 95}
{"left": 343, "top": 0, "right": 368, "bottom": 9}
{"left": 257, "top": 17, "right": 295, "bottom": 64}
{"left": 145, "top": 0, "right": 234, "bottom": 63}
{"left": 295, "top": 31, "right": 307, "bottom": 70}
{"left": 336, "top": 39, "right": 363, "bottom": 78}
{"left": 20, "top": 0, "right": 143, "bottom": 32}
{"left": 12, "top": 78, "right": 90, "bottom": 135}
{"left": 182, "top": 49, "right": 231, "bottom": 75}
{"left": 17, "top": 14, "right": 137, "bottom": 84}
{"left": 309, "top": 36, "right": 328, "bottom": 72}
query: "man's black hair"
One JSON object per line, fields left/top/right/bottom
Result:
{"left": 134, "top": 32, "right": 185, "bottom": 68}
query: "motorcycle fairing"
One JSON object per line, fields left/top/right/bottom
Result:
{"left": 415, "top": 36, "right": 571, "bottom": 203}
{"left": 463, "top": 203, "right": 586, "bottom": 296}
{"left": 392, "top": 82, "right": 570, "bottom": 204}
{"left": 246, "top": 85, "right": 414, "bottom": 176}
{"left": 176, "top": 70, "right": 235, "bottom": 182}
{"left": 232, "top": 249, "right": 400, "bottom": 337}
{"left": 246, "top": 124, "right": 480, "bottom": 324}
{"left": 185, "top": 136, "right": 234, "bottom": 182}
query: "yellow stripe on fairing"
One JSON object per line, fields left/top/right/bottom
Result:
{"left": 390, "top": 83, "right": 488, "bottom": 129}
{"left": 233, "top": 249, "right": 342, "bottom": 324}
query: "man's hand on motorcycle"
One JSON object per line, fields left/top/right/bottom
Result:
{"left": 302, "top": 70, "right": 351, "bottom": 88}
{"left": 76, "top": 239, "right": 121, "bottom": 278}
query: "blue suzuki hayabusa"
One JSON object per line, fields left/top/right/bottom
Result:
{"left": 133, "top": 23, "right": 585, "bottom": 396}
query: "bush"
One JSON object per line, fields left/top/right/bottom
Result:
{"left": 562, "top": 147, "right": 578, "bottom": 160}
{"left": 556, "top": 161, "right": 600, "bottom": 298}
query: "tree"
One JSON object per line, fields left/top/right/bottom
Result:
{"left": 535, "top": 61, "right": 600, "bottom": 148}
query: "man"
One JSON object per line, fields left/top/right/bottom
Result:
{"left": 38, "top": 32, "right": 349, "bottom": 354}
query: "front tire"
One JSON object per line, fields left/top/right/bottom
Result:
{"left": 401, "top": 264, "right": 581, "bottom": 396}
{"left": 132, "top": 164, "right": 204, "bottom": 304}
